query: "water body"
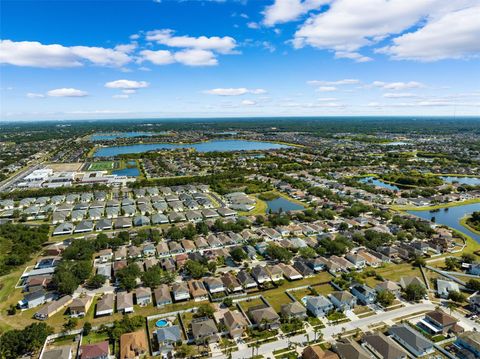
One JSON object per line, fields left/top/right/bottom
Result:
{"left": 359, "top": 177, "right": 400, "bottom": 191}
{"left": 408, "top": 203, "right": 480, "bottom": 243}
{"left": 441, "top": 176, "right": 480, "bottom": 186}
{"left": 266, "top": 197, "right": 305, "bottom": 213}
{"left": 90, "top": 131, "right": 161, "bottom": 141}
{"left": 383, "top": 141, "right": 409, "bottom": 146}
{"left": 112, "top": 167, "right": 140, "bottom": 177}
{"left": 94, "top": 140, "right": 291, "bottom": 157}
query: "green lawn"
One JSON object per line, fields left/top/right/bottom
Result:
{"left": 239, "top": 298, "right": 265, "bottom": 312}
{"left": 263, "top": 292, "right": 292, "bottom": 313}
{"left": 364, "top": 263, "right": 423, "bottom": 287}
{"left": 88, "top": 161, "right": 115, "bottom": 171}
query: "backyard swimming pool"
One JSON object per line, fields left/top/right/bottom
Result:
{"left": 155, "top": 319, "right": 169, "bottom": 327}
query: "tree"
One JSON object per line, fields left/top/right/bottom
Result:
{"left": 86, "top": 274, "right": 106, "bottom": 289}
{"left": 376, "top": 290, "right": 395, "bottom": 307}
{"left": 141, "top": 266, "right": 175, "bottom": 288}
{"left": 299, "top": 246, "right": 317, "bottom": 259}
{"left": 466, "top": 279, "right": 480, "bottom": 291}
{"left": 63, "top": 318, "right": 78, "bottom": 332}
{"left": 207, "top": 261, "right": 217, "bottom": 273}
{"left": 83, "top": 322, "right": 92, "bottom": 336}
{"left": 404, "top": 283, "right": 427, "bottom": 302}
{"left": 116, "top": 264, "right": 141, "bottom": 291}
{"left": 184, "top": 260, "right": 207, "bottom": 279}
{"left": 230, "top": 247, "right": 248, "bottom": 262}
{"left": 265, "top": 243, "right": 293, "bottom": 263}
{"left": 195, "top": 304, "right": 215, "bottom": 318}
{"left": 176, "top": 344, "right": 194, "bottom": 358}
{"left": 412, "top": 256, "right": 426, "bottom": 267}
{"left": 0, "top": 323, "right": 53, "bottom": 359}
{"left": 223, "top": 297, "right": 233, "bottom": 308}
{"left": 448, "top": 291, "right": 466, "bottom": 303}
{"left": 444, "top": 257, "right": 459, "bottom": 271}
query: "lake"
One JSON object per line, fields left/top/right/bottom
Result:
{"left": 94, "top": 140, "right": 291, "bottom": 157}
{"left": 408, "top": 202, "right": 480, "bottom": 243}
{"left": 90, "top": 131, "right": 162, "bottom": 141}
{"left": 359, "top": 177, "right": 400, "bottom": 191}
{"left": 112, "top": 167, "right": 140, "bottom": 177}
{"left": 441, "top": 176, "right": 480, "bottom": 186}
{"left": 265, "top": 197, "right": 305, "bottom": 213}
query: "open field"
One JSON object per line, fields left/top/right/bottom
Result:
{"left": 364, "top": 262, "right": 423, "bottom": 287}
{"left": 45, "top": 162, "right": 84, "bottom": 172}
{"left": 239, "top": 297, "right": 265, "bottom": 312}
{"left": 87, "top": 161, "right": 115, "bottom": 171}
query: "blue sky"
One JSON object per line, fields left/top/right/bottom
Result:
{"left": 1, "top": 0, "right": 479, "bottom": 121}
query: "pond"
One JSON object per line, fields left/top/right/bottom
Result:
{"left": 408, "top": 202, "right": 480, "bottom": 243}
{"left": 265, "top": 196, "right": 305, "bottom": 213}
{"left": 112, "top": 167, "right": 140, "bottom": 177}
{"left": 441, "top": 176, "right": 480, "bottom": 186}
{"left": 359, "top": 177, "right": 400, "bottom": 191}
{"left": 90, "top": 131, "right": 160, "bottom": 141}
{"left": 94, "top": 140, "right": 291, "bottom": 157}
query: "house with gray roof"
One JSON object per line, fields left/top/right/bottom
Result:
{"left": 334, "top": 338, "right": 373, "bottom": 359}
{"left": 154, "top": 285, "right": 172, "bottom": 307}
{"left": 155, "top": 325, "right": 182, "bottom": 355}
{"left": 305, "top": 295, "right": 334, "bottom": 317}
{"left": 53, "top": 222, "right": 74, "bottom": 236}
{"left": 96, "top": 293, "right": 114, "bottom": 316}
{"left": 95, "top": 218, "right": 112, "bottom": 231}
{"left": 114, "top": 217, "right": 132, "bottom": 228}
{"left": 191, "top": 318, "right": 219, "bottom": 343}
{"left": 248, "top": 305, "right": 280, "bottom": 329}
{"left": 88, "top": 208, "right": 102, "bottom": 220}
{"left": 363, "top": 332, "right": 408, "bottom": 359}
{"left": 151, "top": 213, "right": 168, "bottom": 224}
{"left": 74, "top": 220, "right": 94, "bottom": 233}
{"left": 41, "top": 345, "right": 72, "bottom": 359}
{"left": 329, "top": 291, "right": 357, "bottom": 311}
{"left": 281, "top": 301, "right": 307, "bottom": 319}
{"left": 389, "top": 324, "right": 434, "bottom": 357}
{"left": 351, "top": 284, "right": 376, "bottom": 305}
{"left": 105, "top": 206, "right": 120, "bottom": 219}
{"left": 133, "top": 215, "right": 150, "bottom": 227}
{"left": 116, "top": 292, "right": 134, "bottom": 313}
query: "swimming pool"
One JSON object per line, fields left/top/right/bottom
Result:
{"left": 155, "top": 319, "right": 169, "bottom": 327}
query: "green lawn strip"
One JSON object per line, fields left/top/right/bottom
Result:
{"left": 263, "top": 292, "right": 292, "bottom": 313}
{"left": 390, "top": 198, "right": 480, "bottom": 212}
{"left": 460, "top": 216, "right": 480, "bottom": 235}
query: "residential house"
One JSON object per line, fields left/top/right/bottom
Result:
{"left": 375, "top": 281, "right": 401, "bottom": 298}
{"left": 35, "top": 295, "right": 73, "bottom": 320}
{"left": 281, "top": 301, "right": 307, "bottom": 320}
{"left": 305, "top": 295, "right": 334, "bottom": 317}
{"left": 188, "top": 280, "right": 209, "bottom": 301}
{"left": 266, "top": 264, "right": 284, "bottom": 282}
{"left": 455, "top": 331, "right": 480, "bottom": 359}
{"left": 96, "top": 293, "right": 114, "bottom": 316}
{"left": 223, "top": 310, "right": 247, "bottom": 339}
{"left": 221, "top": 273, "right": 243, "bottom": 293}
{"left": 191, "top": 318, "right": 219, "bottom": 343}
{"left": 204, "top": 277, "right": 225, "bottom": 294}
{"left": 69, "top": 295, "right": 93, "bottom": 317}
{"left": 24, "top": 289, "right": 47, "bottom": 309}
{"left": 155, "top": 325, "right": 182, "bottom": 356}
{"left": 294, "top": 260, "right": 315, "bottom": 277}
{"left": 154, "top": 285, "right": 172, "bottom": 307}
{"left": 302, "top": 345, "right": 339, "bottom": 359}
{"left": 329, "top": 291, "right": 356, "bottom": 311}
{"left": 362, "top": 332, "right": 408, "bottom": 359}
{"left": 436, "top": 279, "right": 460, "bottom": 299}
{"left": 350, "top": 284, "right": 376, "bottom": 305}
{"left": 237, "top": 270, "right": 257, "bottom": 289}
{"left": 79, "top": 341, "right": 109, "bottom": 359}
{"left": 117, "top": 292, "right": 134, "bottom": 314}
{"left": 135, "top": 287, "right": 152, "bottom": 306}
{"left": 252, "top": 265, "right": 271, "bottom": 284}
{"left": 389, "top": 324, "right": 434, "bottom": 357}
{"left": 172, "top": 282, "right": 190, "bottom": 302}
{"left": 346, "top": 253, "right": 366, "bottom": 269}
{"left": 334, "top": 338, "right": 373, "bottom": 359}
{"left": 419, "top": 309, "right": 462, "bottom": 335}
{"left": 248, "top": 305, "right": 280, "bottom": 329}
{"left": 398, "top": 276, "right": 426, "bottom": 290}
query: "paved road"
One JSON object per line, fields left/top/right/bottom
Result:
{"left": 231, "top": 301, "right": 436, "bottom": 359}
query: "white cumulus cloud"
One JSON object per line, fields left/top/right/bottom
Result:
{"left": 204, "top": 88, "right": 267, "bottom": 96}
{"left": 378, "top": 4, "right": 480, "bottom": 61}
{"left": 241, "top": 100, "right": 257, "bottom": 106}
{"left": 26, "top": 93, "right": 45, "bottom": 98}
{"left": 139, "top": 50, "right": 175, "bottom": 65}
{"left": 104, "top": 79, "right": 150, "bottom": 89}
{"left": 263, "top": 0, "right": 327, "bottom": 27}
{"left": 145, "top": 29, "right": 237, "bottom": 54}
{"left": 0, "top": 40, "right": 131, "bottom": 68}
{"left": 47, "top": 88, "right": 88, "bottom": 97}
{"left": 174, "top": 49, "right": 218, "bottom": 66}
{"left": 308, "top": 79, "right": 359, "bottom": 86}
{"left": 373, "top": 81, "right": 424, "bottom": 90}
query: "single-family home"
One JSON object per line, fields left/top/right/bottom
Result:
{"left": 172, "top": 282, "right": 190, "bottom": 302}
{"left": 329, "top": 291, "right": 356, "bottom": 311}
{"left": 119, "top": 331, "right": 148, "bottom": 359}
{"left": 350, "top": 284, "right": 376, "bottom": 305}
{"left": 188, "top": 280, "right": 209, "bottom": 301}
{"left": 116, "top": 292, "right": 134, "bottom": 313}
{"left": 96, "top": 293, "right": 114, "bottom": 316}
{"left": 305, "top": 295, "right": 334, "bottom": 317}
{"left": 191, "top": 318, "right": 219, "bottom": 343}
{"left": 281, "top": 301, "right": 307, "bottom": 320}
{"left": 69, "top": 295, "right": 94, "bottom": 317}
{"left": 155, "top": 325, "right": 182, "bottom": 356}
{"left": 154, "top": 285, "right": 172, "bottom": 307}
{"left": 223, "top": 310, "right": 247, "bottom": 339}
{"left": 135, "top": 287, "right": 152, "bottom": 306}
{"left": 389, "top": 324, "right": 434, "bottom": 357}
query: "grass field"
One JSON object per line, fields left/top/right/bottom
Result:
{"left": 239, "top": 297, "right": 265, "bottom": 312}
{"left": 364, "top": 263, "right": 423, "bottom": 288}
{"left": 263, "top": 292, "right": 292, "bottom": 313}
{"left": 88, "top": 161, "right": 115, "bottom": 171}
